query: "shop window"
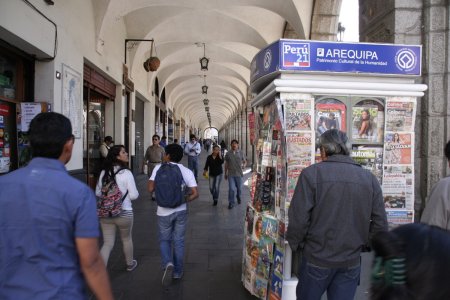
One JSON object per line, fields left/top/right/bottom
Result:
{"left": 0, "top": 56, "right": 17, "bottom": 100}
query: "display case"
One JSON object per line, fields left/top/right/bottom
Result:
{"left": 241, "top": 39, "right": 426, "bottom": 299}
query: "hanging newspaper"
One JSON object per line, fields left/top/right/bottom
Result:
{"left": 286, "top": 132, "right": 314, "bottom": 167}
{"left": 385, "top": 97, "right": 416, "bottom": 132}
{"left": 351, "top": 147, "right": 383, "bottom": 184}
{"left": 386, "top": 210, "right": 414, "bottom": 230}
{"left": 284, "top": 100, "right": 313, "bottom": 131}
{"left": 315, "top": 102, "right": 346, "bottom": 137}
{"left": 383, "top": 133, "right": 413, "bottom": 165}
{"left": 281, "top": 93, "right": 314, "bottom": 132}
{"left": 382, "top": 165, "right": 414, "bottom": 211}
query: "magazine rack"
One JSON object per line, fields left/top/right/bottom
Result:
{"left": 242, "top": 39, "right": 426, "bottom": 299}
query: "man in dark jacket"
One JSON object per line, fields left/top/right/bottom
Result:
{"left": 286, "top": 129, "right": 387, "bottom": 300}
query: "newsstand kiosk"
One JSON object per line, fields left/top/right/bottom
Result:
{"left": 242, "top": 39, "right": 426, "bottom": 299}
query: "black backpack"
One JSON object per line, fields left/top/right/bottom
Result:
{"left": 155, "top": 163, "right": 186, "bottom": 208}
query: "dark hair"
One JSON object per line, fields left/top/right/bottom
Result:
{"left": 445, "top": 140, "right": 450, "bottom": 161}
{"left": 165, "top": 144, "right": 183, "bottom": 162}
{"left": 318, "top": 129, "right": 349, "bottom": 156}
{"left": 190, "top": 134, "right": 196, "bottom": 140}
{"left": 104, "top": 136, "right": 113, "bottom": 143}
{"left": 212, "top": 145, "right": 220, "bottom": 150}
{"left": 231, "top": 139, "right": 239, "bottom": 145}
{"left": 152, "top": 134, "right": 160, "bottom": 140}
{"left": 371, "top": 223, "right": 450, "bottom": 300}
{"left": 102, "top": 145, "right": 128, "bottom": 184}
{"left": 29, "top": 112, "right": 73, "bottom": 159}
{"left": 161, "top": 136, "right": 167, "bottom": 139}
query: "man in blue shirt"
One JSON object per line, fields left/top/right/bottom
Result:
{"left": 0, "top": 112, "right": 113, "bottom": 300}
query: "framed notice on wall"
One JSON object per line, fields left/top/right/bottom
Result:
{"left": 62, "top": 64, "right": 82, "bottom": 138}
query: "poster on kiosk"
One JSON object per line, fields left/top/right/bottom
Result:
{"left": 243, "top": 39, "right": 425, "bottom": 300}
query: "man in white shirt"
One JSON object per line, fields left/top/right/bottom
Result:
{"left": 184, "top": 134, "right": 202, "bottom": 181}
{"left": 148, "top": 144, "right": 199, "bottom": 286}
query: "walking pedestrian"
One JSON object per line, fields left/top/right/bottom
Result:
{"left": 421, "top": 140, "right": 450, "bottom": 230}
{"left": 144, "top": 134, "right": 165, "bottom": 200}
{"left": 203, "top": 145, "right": 224, "bottom": 206}
{"left": 286, "top": 129, "right": 388, "bottom": 300}
{"left": 224, "top": 139, "right": 247, "bottom": 209}
{"left": 96, "top": 145, "right": 140, "bottom": 272}
{"left": 148, "top": 144, "right": 199, "bottom": 286}
{"left": 184, "top": 134, "right": 201, "bottom": 181}
{"left": 0, "top": 112, "right": 113, "bottom": 300}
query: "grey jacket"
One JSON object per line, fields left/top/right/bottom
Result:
{"left": 421, "top": 176, "right": 450, "bottom": 230}
{"left": 286, "top": 154, "right": 387, "bottom": 268}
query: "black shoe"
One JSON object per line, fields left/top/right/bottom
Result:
{"left": 152, "top": 197, "right": 156, "bottom": 201}
{"left": 213, "top": 200, "right": 218, "bottom": 206}
{"left": 237, "top": 196, "right": 241, "bottom": 204}
{"left": 228, "top": 203, "right": 234, "bottom": 209}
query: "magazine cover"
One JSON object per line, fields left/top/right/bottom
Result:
{"left": 259, "top": 237, "right": 274, "bottom": 263}
{"left": 351, "top": 147, "right": 383, "bottom": 184}
{"left": 284, "top": 98, "right": 313, "bottom": 131}
{"left": 262, "top": 214, "right": 278, "bottom": 241}
{"left": 352, "top": 106, "right": 380, "bottom": 142}
{"left": 385, "top": 98, "right": 415, "bottom": 132}
{"left": 315, "top": 102, "right": 346, "bottom": 137}
{"left": 384, "top": 133, "right": 413, "bottom": 165}
{"left": 261, "top": 141, "right": 272, "bottom": 166}
{"left": 252, "top": 214, "right": 263, "bottom": 242}
{"left": 243, "top": 264, "right": 256, "bottom": 293}
{"left": 256, "top": 257, "right": 271, "bottom": 279}
{"left": 254, "top": 277, "right": 268, "bottom": 299}
{"left": 273, "top": 247, "right": 284, "bottom": 277}
{"left": 287, "top": 165, "right": 303, "bottom": 203}
{"left": 268, "top": 273, "right": 283, "bottom": 300}
{"left": 246, "top": 206, "right": 255, "bottom": 236}
{"left": 286, "top": 132, "right": 314, "bottom": 166}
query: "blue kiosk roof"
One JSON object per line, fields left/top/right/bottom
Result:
{"left": 250, "top": 39, "right": 422, "bottom": 93}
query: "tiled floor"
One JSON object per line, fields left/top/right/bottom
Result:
{"left": 102, "top": 150, "right": 257, "bottom": 300}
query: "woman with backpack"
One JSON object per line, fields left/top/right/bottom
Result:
{"left": 96, "top": 145, "right": 139, "bottom": 272}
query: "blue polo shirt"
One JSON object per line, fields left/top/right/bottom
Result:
{"left": 0, "top": 157, "right": 100, "bottom": 299}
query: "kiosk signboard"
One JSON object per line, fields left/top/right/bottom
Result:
{"left": 251, "top": 40, "right": 422, "bottom": 84}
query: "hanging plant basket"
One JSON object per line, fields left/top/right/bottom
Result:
{"left": 143, "top": 42, "right": 160, "bottom": 72}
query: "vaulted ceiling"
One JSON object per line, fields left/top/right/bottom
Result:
{"left": 93, "top": 0, "right": 341, "bottom": 130}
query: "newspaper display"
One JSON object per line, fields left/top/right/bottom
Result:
{"left": 383, "top": 133, "right": 413, "bottom": 165}
{"left": 351, "top": 147, "right": 383, "bottom": 184}
{"left": 382, "top": 97, "right": 416, "bottom": 228}
{"left": 315, "top": 102, "right": 346, "bottom": 137}
{"left": 284, "top": 98, "right": 313, "bottom": 131}
{"left": 386, "top": 210, "right": 414, "bottom": 230}
{"left": 286, "top": 132, "right": 314, "bottom": 166}
{"left": 382, "top": 165, "right": 414, "bottom": 210}
{"left": 385, "top": 97, "right": 415, "bottom": 132}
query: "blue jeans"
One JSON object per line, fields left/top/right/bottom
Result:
{"left": 209, "top": 174, "right": 223, "bottom": 200}
{"left": 188, "top": 156, "right": 199, "bottom": 179}
{"left": 227, "top": 176, "right": 242, "bottom": 204}
{"left": 158, "top": 210, "right": 188, "bottom": 275}
{"left": 297, "top": 255, "right": 360, "bottom": 300}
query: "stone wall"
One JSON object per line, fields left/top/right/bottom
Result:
{"left": 359, "top": 0, "right": 450, "bottom": 218}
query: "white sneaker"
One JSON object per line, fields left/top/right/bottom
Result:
{"left": 162, "top": 263, "right": 174, "bottom": 286}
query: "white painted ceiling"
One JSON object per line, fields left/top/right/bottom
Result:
{"left": 95, "top": 0, "right": 314, "bottom": 130}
